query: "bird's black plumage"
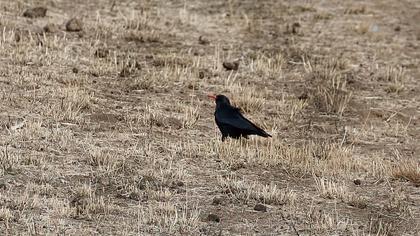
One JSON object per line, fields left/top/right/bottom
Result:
{"left": 210, "top": 95, "right": 272, "bottom": 141}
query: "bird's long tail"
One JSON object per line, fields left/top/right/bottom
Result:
{"left": 257, "top": 128, "right": 272, "bottom": 138}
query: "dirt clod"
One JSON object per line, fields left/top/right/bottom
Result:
{"left": 353, "top": 179, "right": 362, "bottom": 185}
{"left": 14, "top": 32, "right": 21, "bottom": 42}
{"left": 286, "top": 22, "right": 301, "bottom": 34}
{"left": 212, "top": 196, "right": 225, "bottom": 205}
{"left": 66, "top": 18, "right": 83, "bottom": 32}
{"left": 23, "top": 7, "right": 47, "bottom": 18}
{"left": 172, "top": 180, "right": 185, "bottom": 187}
{"left": 198, "top": 71, "right": 205, "bottom": 79}
{"left": 254, "top": 203, "right": 267, "bottom": 212}
{"left": 207, "top": 213, "right": 221, "bottom": 223}
{"left": 90, "top": 71, "right": 99, "bottom": 77}
{"left": 2, "top": 0, "right": 420, "bottom": 235}
{"left": 298, "top": 92, "right": 309, "bottom": 100}
{"left": 198, "top": 35, "right": 210, "bottom": 45}
{"left": 222, "top": 61, "right": 239, "bottom": 71}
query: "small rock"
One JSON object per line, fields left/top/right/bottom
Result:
{"left": 23, "top": 7, "right": 47, "bottom": 18}
{"left": 222, "top": 61, "right": 239, "bottom": 71}
{"left": 207, "top": 213, "right": 220, "bottom": 223}
{"left": 174, "top": 180, "right": 184, "bottom": 187}
{"left": 198, "top": 71, "right": 205, "bottom": 79}
{"left": 212, "top": 196, "right": 224, "bottom": 205}
{"left": 66, "top": 18, "right": 83, "bottom": 32}
{"left": 72, "top": 67, "right": 79, "bottom": 74}
{"left": 394, "top": 26, "right": 401, "bottom": 32}
{"left": 43, "top": 23, "right": 59, "bottom": 33}
{"left": 287, "top": 22, "right": 301, "bottom": 34}
{"left": 90, "top": 71, "right": 99, "bottom": 77}
{"left": 198, "top": 35, "right": 210, "bottom": 45}
{"left": 14, "top": 32, "right": 21, "bottom": 42}
{"left": 198, "top": 68, "right": 210, "bottom": 79}
{"left": 292, "top": 22, "right": 301, "bottom": 28}
{"left": 94, "top": 48, "right": 109, "bottom": 58}
{"left": 254, "top": 203, "right": 267, "bottom": 212}
{"left": 353, "top": 179, "right": 362, "bottom": 186}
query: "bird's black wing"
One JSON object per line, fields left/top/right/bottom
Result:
{"left": 215, "top": 107, "right": 271, "bottom": 137}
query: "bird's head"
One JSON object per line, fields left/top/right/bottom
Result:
{"left": 208, "top": 94, "right": 231, "bottom": 105}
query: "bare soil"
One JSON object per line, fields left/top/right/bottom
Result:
{"left": 0, "top": 0, "right": 419, "bottom": 235}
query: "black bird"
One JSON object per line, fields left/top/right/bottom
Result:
{"left": 208, "top": 94, "right": 272, "bottom": 141}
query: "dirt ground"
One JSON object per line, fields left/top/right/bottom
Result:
{"left": 0, "top": 0, "right": 419, "bottom": 235}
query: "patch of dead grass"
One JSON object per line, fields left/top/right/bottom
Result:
{"left": 0, "top": 0, "right": 419, "bottom": 235}
{"left": 229, "top": 84, "right": 266, "bottom": 113}
{"left": 0, "top": 207, "right": 14, "bottom": 223}
{"left": 212, "top": 139, "right": 357, "bottom": 178}
{"left": 392, "top": 159, "right": 420, "bottom": 185}
{"left": 218, "top": 175, "right": 296, "bottom": 205}
{"left": 377, "top": 66, "right": 406, "bottom": 94}
{"left": 249, "top": 52, "right": 285, "bottom": 77}
{"left": 70, "top": 184, "right": 112, "bottom": 219}
{"left": 314, "top": 176, "right": 366, "bottom": 208}
{"left": 306, "top": 207, "right": 355, "bottom": 234}
{"left": 0, "top": 146, "right": 20, "bottom": 174}
{"left": 139, "top": 202, "right": 201, "bottom": 234}
{"left": 43, "top": 87, "right": 93, "bottom": 122}
{"left": 303, "top": 57, "right": 353, "bottom": 116}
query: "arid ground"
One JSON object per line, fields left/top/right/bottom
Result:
{"left": 0, "top": 0, "right": 419, "bottom": 235}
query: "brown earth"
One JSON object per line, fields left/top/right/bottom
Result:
{"left": 0, "top": 0, "right": 419, "bottom": 235}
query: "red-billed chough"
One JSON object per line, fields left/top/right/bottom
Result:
{"left": 208, "top": 94, "right": 272, "bottom": 141}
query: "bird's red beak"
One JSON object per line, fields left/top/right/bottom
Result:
{"left": 207, "top": 94, "right": 217, "bottom": 100}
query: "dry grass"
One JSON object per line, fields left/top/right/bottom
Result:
{"left": 303, "top": 57, "right": 353, "bottom": 116}
{"left": 0, "top": 146, "right": 20, "bottom": 174}
{"left": 392, "top": 159, "right": 420, "bottom": 185}
{"left": 0, "top": 0, "right": 419, "bottom": 235}
{"left": 139, "top": 202, "right": 201, "bottom": 234}
{"left": 313, "top": 176, "right": 366, "bottom": 209}
{"left": 230, "top": 84, "right": 266, "bottom": 113}
{"left": 212, "top": 139, "right": 358, "bottom": 178}
{"left": 306, "top": 206, "right": 355, "bottom": 234}
{"left": 377, "top": 65, "right": 406, "bottom": 94}
{"left": 218, "top": 175, "right": 296, "bottom": 205}
{"left": 249, "top": 52, "right": 285, "bottom": 77}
